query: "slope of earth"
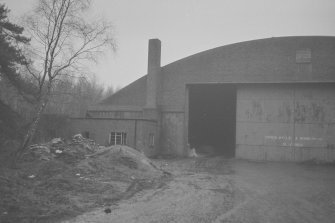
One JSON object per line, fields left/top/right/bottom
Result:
{"left": 63, "top": 157, "right": 335, "bottom": 223}
{"left": 0, "top": 137, "right": 167, "bottom": 223}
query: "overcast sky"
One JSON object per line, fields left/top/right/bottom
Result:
{"left": 2, "top": 0, "right": 335, "bottom": 88}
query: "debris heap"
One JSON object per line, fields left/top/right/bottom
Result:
{"left": 0, "top": 134, "right": 166, "bottom": 223}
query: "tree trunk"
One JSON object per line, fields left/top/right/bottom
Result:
{"left": 15, "top": 98, "right": 48, "bottom": 159}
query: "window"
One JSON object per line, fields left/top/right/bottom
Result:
{"left": 110, "top": 132, "right": 127, "bottom": 145}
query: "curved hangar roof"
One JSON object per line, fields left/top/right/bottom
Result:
{"left": 102, "top": 36, "right": 335, "bottom": 106}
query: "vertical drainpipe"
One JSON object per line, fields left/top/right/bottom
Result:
{"left": 134, "top": 119, "right": 137, "bottom": 150}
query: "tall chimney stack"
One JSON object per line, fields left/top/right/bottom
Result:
{"left": 145, "top": 39, "right": 161, "bottom": 109}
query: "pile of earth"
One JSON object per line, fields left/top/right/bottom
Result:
{"left": 0, "top": 135, "right": 167, "bottom": 223}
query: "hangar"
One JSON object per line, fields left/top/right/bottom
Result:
{"left": 71, "top": 36, "right": 335, "bottom": 162}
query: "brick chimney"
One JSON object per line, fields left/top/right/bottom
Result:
{"left": 145, "top": 39, "right": 161, "bottom": 109}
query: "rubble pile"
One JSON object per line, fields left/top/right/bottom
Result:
{"left": 71, "top": 134, "right": 95, "bottom": 145}
{"left": 0, "top": 134, "right": 166, "bottom": 222}
{"left": 25, "top": 134, "right": 101, "bottom": 163}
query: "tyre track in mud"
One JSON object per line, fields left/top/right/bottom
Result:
{"left": 63, "top": 157, "right": 335, "bottom": 223}
{"left": 63, "top": 157, "right": 236, "bottom": 223}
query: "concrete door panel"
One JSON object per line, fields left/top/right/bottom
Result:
{"left": 236, "top": 84, "right": 335, "bottom": 162}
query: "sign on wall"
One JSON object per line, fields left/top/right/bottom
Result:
{"left": 296, "top": 49, "right": 312, "bottom": 63}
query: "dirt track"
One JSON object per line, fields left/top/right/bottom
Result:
{"left": 63, "top": 157, "right": 335, "bottom": 223}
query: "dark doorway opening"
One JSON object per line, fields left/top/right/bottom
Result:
{"left": 188, "top": 84, "right": 236, "bottom": 157}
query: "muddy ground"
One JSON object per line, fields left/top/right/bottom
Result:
{"left": 64, "top": 157, "right": 335, "bottom": 223}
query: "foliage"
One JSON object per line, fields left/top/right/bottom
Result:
{"left": 45, "top": 75, "right": 114, "bottom": 117}
{"left": 0, "top": 4, "right": 32, "bottom": 98}
{"left": 0, "top": 101, "right": 22, "bottom": 143}
{"left": 0, "top": 4, "right": 33, "bottom": 145}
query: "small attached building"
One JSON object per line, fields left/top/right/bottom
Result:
{"left": 71, "top": 36, "right": 335, "bottom": 161}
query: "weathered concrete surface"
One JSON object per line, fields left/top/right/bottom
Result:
{"left": 236, "top": 84, "right": 335, "bottom": 162}
{"left": 161, "top": 112, "right": 186, "bottom": 156}
{"left": 63, "top": 157, "right": 335, "bottom": 223}
{"left": 70, "top": 118, "right": 159, "bottom": 156}
{"left": 75, "top": 37, "right": 335, "bottom": 160}
{"left": 161, "top": 37, "right": 335, "bottom": 111}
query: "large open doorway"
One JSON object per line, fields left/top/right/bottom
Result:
{"left": 188, "top": 84, "right": 236, "bottom": 157}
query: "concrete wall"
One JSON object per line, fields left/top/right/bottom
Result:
{"left": 160, "top": 112, "right": 186, "bottom": 156}
{"left": 87, "top": 110, "right": 143, "bottom": 119}
{"left": 90, "top": 36, "right": 335, "bottom": 161}
{"left": 160, "top": 37, "right": 335, "bottom": 112}
{"left": 135, "top": 120, "right": 159, "bottom": 156}
{"left": 236, "top": 84, "right": 335, "bottom": 161}
{"left": 158, "top": 37, "right": 335, "bottom": 159}
{"left": 70, "top": 118, "right": 159, "bottom": 157}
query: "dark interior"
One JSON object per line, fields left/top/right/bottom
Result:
{"left": 188, "top": 84, "right": 236, "bottom": 157}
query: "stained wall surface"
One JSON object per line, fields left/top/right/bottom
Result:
{"left": 160, "top": 37, "right": 335, "bottom": 111}
{"left": 135, "top": 120, "right": 159, "bottom": 157}
{"left": 78, "top": 36, "right": 335, "bottom": 161}
{"left": 160, "top": 112, "right": 185, "bottom": 156}
{"left": 70, "top": 118, "right": 158, "bottom": 157}
{"left": 158, "top": 37, "right": 335, "bottom": 160}
{"left": 236, "top": 84, "right": 335, "bottom": 161}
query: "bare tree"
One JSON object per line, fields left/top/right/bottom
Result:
{"left": 17, "top": 0, "right": 116, "bottom": 156}
{"left": 45, "top": 74, "right": 107, "bottom": 116}
{"left": 102, "top": 84, "right": 115, "bottom": 100}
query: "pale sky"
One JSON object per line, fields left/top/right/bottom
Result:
{"left": 2, "top": 0, "right": 335, "bottom": 88}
